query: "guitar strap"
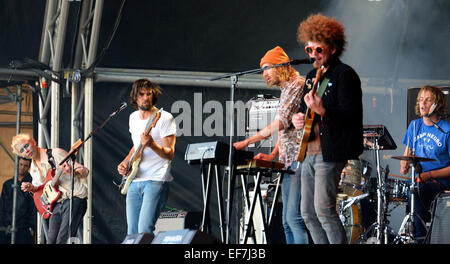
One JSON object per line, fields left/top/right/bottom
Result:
{"left": 317, "top": 77, "right": 330, "bottom": 98}
{"left": 47, "top": 149, "right": 56, "bottom": 170}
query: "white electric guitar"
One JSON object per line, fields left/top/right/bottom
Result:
{"left": 119, "top": 108, "right": 162, "bottom": 195}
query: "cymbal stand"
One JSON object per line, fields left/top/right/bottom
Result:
{"left": 394, "top": 161, "right": 427, "bottom": 244}
{"left": 361, "top": 137, "right": 392, "bottom": 244}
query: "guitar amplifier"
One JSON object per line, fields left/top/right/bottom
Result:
{"left": 154, "top": 211, "right": 202, "bottom": 234}
{"left": 246, "top": 95, "right": 279, "bottom": 149}
{"left": 428, "top": 191, "right": 450, "bottom": 244}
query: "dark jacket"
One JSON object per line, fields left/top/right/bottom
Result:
{"left": 0, "top": 173, "right": 36, "bottom": 231}
{"left": 299, "top": 58, "right": 364, "bottom": 162}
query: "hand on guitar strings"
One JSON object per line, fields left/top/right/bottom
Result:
{"left": 140, "top": 132, "right": 155, "bottom": 148}
{"left": 304, "top": 90, "right": 326, "bottom": 116}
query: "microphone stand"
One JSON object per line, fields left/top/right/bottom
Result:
{"left": 59, "top": 103, "right": 127, "bottom": 244}
{"left": 210, "top": 59, "right": 310, "bottom": 244}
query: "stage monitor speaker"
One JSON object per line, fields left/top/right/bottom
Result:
{"left": 121, "top": 232, "right": 155, "bottom": 244}
{"left": 407, "top": 86, "right": 450, "bottom": 128}
{"left": 428, "top": 191, "right": 450, "bottom": 244}
{"left": 151, "top": 229, "right": 221, "bottom": 244}
{"left": 154, "top": 211, "right": 201, "bottom": 234}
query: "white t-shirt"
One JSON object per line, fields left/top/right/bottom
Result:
{"left": 29, "top": 148, "right": 88, "bottom": 201}
{"left": 129, "top": 109, "right": 176, "bottom": 182}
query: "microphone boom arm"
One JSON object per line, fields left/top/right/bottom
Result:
{"left": 59, "top": 102, "right": 127, "bottom": 165}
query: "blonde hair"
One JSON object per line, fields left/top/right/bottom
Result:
{"left": 415, "top": 85, "right": 447, "bottom": 117}
{"left": 11, "top": 133, "right": 35, "bottom": 155}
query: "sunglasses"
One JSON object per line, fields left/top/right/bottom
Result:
{"left": 18, "top": 143, "right": 30, "bottom": 154}
{"left": 305, "top": 46, "right": 327, "bottom": 54}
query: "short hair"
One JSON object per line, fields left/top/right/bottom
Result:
{"left": 415, "top": 85, "right": 447, "bottom": 117}
{"left": 18, "top": 156, "right": 32, "bottom": 165}
{"left": 11, "top": 133, "right": 35, "bottom": 155}
{"left": 297, "top": 13, "right": 347, "bottom": 58}
{"left": 129, "top": 78, "right": 162, "bottom": 110}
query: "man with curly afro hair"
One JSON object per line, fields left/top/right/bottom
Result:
{"left": 292, "top": 14, "right": 364, "bottom": 244}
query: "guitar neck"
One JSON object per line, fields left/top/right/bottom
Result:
{"left": 303, "top": 66, "right": 323, "bottom": 118}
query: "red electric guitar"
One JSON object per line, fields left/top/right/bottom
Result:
{"left": 32, "top": 150, "right": 63, "bottom": 219}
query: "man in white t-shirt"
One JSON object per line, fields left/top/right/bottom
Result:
{"left": 117, "top": 79, "right": 176, "bottom": 235}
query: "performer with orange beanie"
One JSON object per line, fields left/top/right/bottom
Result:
{"left": 234, "top": 46, "right": 309, "bottom": 244}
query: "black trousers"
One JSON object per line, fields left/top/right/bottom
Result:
{"left": 47, "top": 197, "right": 87, "bottom": 244}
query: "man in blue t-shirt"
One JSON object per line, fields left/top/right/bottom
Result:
{"left": 400, "top": 85, "right": 450, "bottom": 243}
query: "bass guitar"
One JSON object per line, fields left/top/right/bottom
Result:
{"left": 33, "top": 168, "right": 63, "bottom": 219}
{"left": 297, "top": 66, "right": 323, "bottom": 162}
{"left": 119, "top": 108, "right": 162, "bottom": 195}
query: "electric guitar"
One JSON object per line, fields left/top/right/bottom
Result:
{"left": 297, "top": 66, "right": 323, "bottom": 162}
{"left": 119, "top": 108, "right": 162, "bottom": 195}
{"left": 33, "top": 168, "right": 64, "bottom": 219}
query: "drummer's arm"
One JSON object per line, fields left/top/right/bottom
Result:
{"left": 419, "top": 166, "right": 450, "bottom": 182}
{"left": 400, "top": 146, "right": 411, "bottom": 175}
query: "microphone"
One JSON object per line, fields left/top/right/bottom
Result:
{"left": 425, "top": 102, "right": 448, "bottom": 134}
{"left": 110, "top": 102, "right": 128, "bottom": 117}
{"left": 426, "top": 103, "right": 437, "bottom": 118}
{"left": 289, "top": 58, "right": 315, "bottom": 65}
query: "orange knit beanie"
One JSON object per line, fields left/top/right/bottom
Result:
{"left": 259, "top": 46, "right": 290, "bottom": 67}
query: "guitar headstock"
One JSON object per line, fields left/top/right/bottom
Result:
{"left": 151, "top": 108, "right": 163, "bottom": 128}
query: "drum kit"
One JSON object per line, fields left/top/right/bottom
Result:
{"left": 337, "top": 125, "right": 435, "bottom": 244}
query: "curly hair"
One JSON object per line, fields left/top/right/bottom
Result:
{"left": 415, "top": 85, "right": 447, "bottom": 117}
{"left": 297, "top": 13, "right": 347, "bottom": 58}
{"left": 129, "top": 78, "right": 162, "bottom": 110}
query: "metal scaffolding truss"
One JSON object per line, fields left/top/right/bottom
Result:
{"left": 31, "top": 0, "right": 105, "bottom": 244}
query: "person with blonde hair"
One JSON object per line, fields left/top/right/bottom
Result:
{"left": 11, "top": 133, "right": 89, "bottom": 244}
{"left": 400, "top": 85, "right": 450, "bottom": 243}
{"left": 234, "top": 46, "right": 309, "bottom": 244}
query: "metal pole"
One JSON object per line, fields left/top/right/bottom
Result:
{"left": 50, "top": 0, "right": 70, "bottom": 149}
{"left": 82, "top": 0, "right": 104, "bottom": 244}
{"left": 11, "top": 85, "right": 23, "bottom": 244}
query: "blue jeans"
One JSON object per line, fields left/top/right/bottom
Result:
{"left": 281, "top": 162, "right": 309, "bottom": 244}
{"left": 300, "top": 154, "right": 347, "bottom": 244}
{"left": 126, "top": 180, "right": 169, "bottom": 235}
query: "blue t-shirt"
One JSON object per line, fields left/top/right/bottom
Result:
{"left": 402, "top": 118, "right": 450, "bottom": 187}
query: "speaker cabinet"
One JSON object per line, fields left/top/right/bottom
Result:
{"left": 428, "top": 191, "right": 450, "bottom": 244}
{"left": 154, "top": 211, "right": 201, "bottom": 234}
{"left": 121, "top": 233, "right": 155, "bottom": 244}
{"left": 151, "top": 229, "right": 220, "bottom": 244}
{"left": 407, "top": 86, "right": 450, "bottom": 127}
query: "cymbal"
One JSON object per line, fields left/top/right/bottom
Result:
{"left": 391, "top": 155, "right": 435, "bottom": 162}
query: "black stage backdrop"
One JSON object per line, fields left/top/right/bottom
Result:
{"left": 7, "top": 0, "right": 450, "bottom": 243}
